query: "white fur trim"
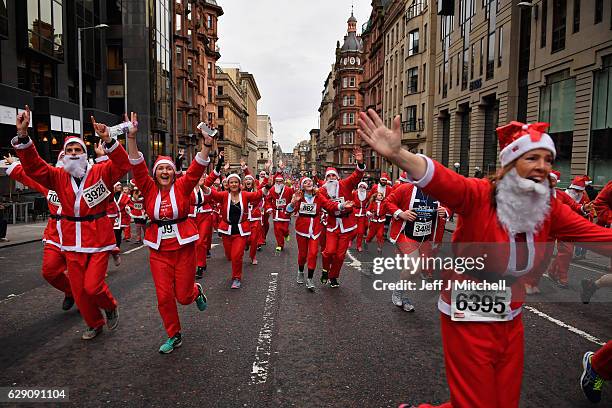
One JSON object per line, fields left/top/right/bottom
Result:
{"left": 568, "top": 184, "right": 585, "bottom": 191}
{"left": 403, "top": 155, "right": 435, "bottom": 188}
{"left": 152, "top": 159, "right": 175, "bottom": 175}
{"left": 11, "top": 135, "right": 33, "bottom": 150}
{"left": 227, "top": 173, "right": 241, "bottom": 182}
{"left": 95, "top": 155, "right": 109, "bottom": 163}
{"left": 325, "top": 168, "right": 339, "bottom": 178}
{"left": 499, "top": 133, "right": 556, "bottom": 167}
{"left": 129, "top": 152, "right": 145, "bottom": 165}
{"left": 103, "top": 139, "right": 119, "bottom": 154}
{"left": 5, "top": 161, "right": 21, "bottom": 176}
{"left": 194, "top": 152, "right": 210, "bottom": 166}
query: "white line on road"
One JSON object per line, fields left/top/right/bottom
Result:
{"left": 346, "top": 250, "right": 362, "bottom": 271}
{"left": 569, "top": 262, "right": 606, "bottom": 276}
{"left": 123, "top": 244, "right": 146, "bottom": 254}
{"left": 524, "top": 305, "right": 605, "bottom": 346}
{"left": 249, "top": 272, "right": 279, "bottom": 385}
{"left": 0, "top": 292, "right": 26, "bottom": 304}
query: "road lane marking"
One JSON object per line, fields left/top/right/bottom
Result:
{"left": 123, "top": 245, "right": 145, "bottom": 254}
{"left": 524, "top": 305, "right": 605, "bottom": 346}
{"left": 0, "top": 293, "right": 26, "bottom": 304}
{"left": 249, "top": 272, "right": 279, "bottom": 385}
{"left": 570, "top": 262, "right": 606, "bottom": 276}
{"left": 346, "top": 250, "right": 362, "bottom": 271}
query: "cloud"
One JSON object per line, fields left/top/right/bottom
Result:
{"left": 218, "top": 0, "right": 372, "bottom": 153}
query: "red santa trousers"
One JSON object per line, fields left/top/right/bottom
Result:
{"left": 221, "top": 234, "right": 248, "bottom": 280}
{"left": 322, "top": 229, "right": 356, "bottom": 279}
{"left": 262, "top": 213, "right": 271, "bottom": 242}
{"left": 417, "top": 314, "right": 524, "bottom": 408}
{"left": 195, "top": 213, "right": 213, "bottom": 268}
{"left": 123, "top": 225, "right": 131, "bottom": 240}
{"left": 593, "top": 340, "right": 612, "bottom": 380}
{"left": 355, "top": 217, "right": 368, "bottom": 249}
{"left": 149, "top": 244, "right": 199, "bottom": 338}
{"left": 296, "top": 235, "right": 319, "bottom": 270}
{"left": 65, "top": 251, "right": 117, "bottom": 329}
{"left": 249, "top": 220, "right": 263, "bottom": 261}
{"left": 547, "top": 240, "right": 573, "bottom": 284}
{"left": 41, "top": 243, "right": 72, "bottom": 297}
{"left": 273, "top": 220, "right": 290, "bottom": 248}
{"left": 396, "top": 234, "right": 433, "bottom": 278}
{"left": 366, "top": 222, "right": 385, "bottom": 245}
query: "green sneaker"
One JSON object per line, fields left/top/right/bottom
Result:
{"left": 195, "top": 283, "right": 208, "bottom": 311}
{"left": 159, "top": 333, "right": 182, "bottom": 354}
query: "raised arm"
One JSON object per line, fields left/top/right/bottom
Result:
{"left": 176, "top": 128, "right": 214, "bottom": 195}
{"left": 4, "top": 155, "right": 49, "bottom": 195}
{"left": 94, "top": 114, "right": 132, "bottom": 186}
{"left": 342, "top": 147, "right": 366, "bottom": 191}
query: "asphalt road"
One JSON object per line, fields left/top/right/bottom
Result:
{"left": 0, "top": 229, "right": 610, "bottom": 407}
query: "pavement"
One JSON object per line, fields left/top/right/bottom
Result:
{"left": 0, "top": 220, "right": 47, "bottom": 248}
{"left": 0, "top": 223, "right": 610, "bottom": 407}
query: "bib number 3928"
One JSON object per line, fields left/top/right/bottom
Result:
{"left": 451, "top": 288, "right": 512, "bottom": 322}
{"left": 82, "top": 179, "right": 111, "bottom": 208}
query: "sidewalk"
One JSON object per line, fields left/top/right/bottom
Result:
{"left": 443, "top": 218, "right": 610, "bottom": 272}
{"left": 0, "top": 220, "right": 46, "bottom": 249}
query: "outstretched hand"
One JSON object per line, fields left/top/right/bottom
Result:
{"left": 16, "top": 106, "right": 31, "bottom": 136}
{"left": 357, "top": 109, "right": 402, "bottom": 163}
{"left": 4, "top": 153, "right": 17, "bottom": 165}
{"left": 91, "top": 116, "right": 110, "bottom": 143}
{"left": 93, "top": 142, "right": 105, "bottom": 158}
{"left": 125, "top": 112, "right": 139, "bottom": 138}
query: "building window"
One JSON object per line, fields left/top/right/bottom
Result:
{"left": 405, "top": 105, "right": 417, "bottom": 131}
{"left": 462, "top": 49, "right": 469, "bottom": 89}
{"left": 177, "top": 78, "right": 184, "bottom": 101}
{"left": 551, "top": 0, "right": 567, "bottom": 53}
{"left": 207, "top": 86, "right": 213, "bottom": 102}
{"left": 349, "top": 95, "right": 356, "bottom": 106}
{"left": 176, "top": 46, "right": 183, "bottom": 68}
{"left": 218, "top": 105, "right": 224, "bottom": 119}
{"left": 422, "top": 63, "right": 427, "bottom": 90}
{"left": 486, "top": 31, "right": 495, "bottom": 80}
{"left": 349, "top": 77, "right": 356, "bottom": 87}
{"left": 595, "top": 0, "right": 603, "bottom": 24}
{"left": 27, "top": 0, "right": 64, "bottom": 60}
{"left": 348, "top": 113, "right": 355, "bottom": 124}
{"left": 423, "top": 23, "right": 427, "bottom": 50}
{"left": 470, "top": 44, "right": 475, "bottom": 79}
{"left": 187, "top": 85, "right": 193, "bottom": 106}
{"left": 342, "top": 113, "right": 348, "bottom": 125}
{"left": 573, "top": 0, "right": 580, "bottom": 33}
{"left": 343, "top": 77, "right": 348, "bottom": 88}
{"left": 208, "top": 112, "right": 213, "bottom": 123}
{"left": 407, "top": 67, "right": 418, "bottom": 93}
{"left": 450, "top": 55, "right": 453, "bottom": 89}
{"left": 497, "top": 26, "right": 503, "bottom": 66}
{"left": 207, "top": 14, "right": 213, "bottom": 29}
{"left": 207, "top": 62, "right": 212, "bottom": 77}
{"left": 0, "top": 0, "right": 8, "bottom": 39}
{"left": 107, "top": 45, "right": 123, "bottom": 70}
{"left": 589, "top": 56, "right": 612, "bottom": 184}
{"left": 541, "top": 0, "right": 547, "bottom": 48}
{"left": 217, "top": 85, "right": 223, "bottom": 95}
{"left": 187, "top": 58, "right": 193, "bottom": 76}
{"left": 343, "top": 131, "right": 354, "bottom": 144}
{"left": 176, "top": 13, "right": 181, "bottom": 32}
{"left": 408, "top": 30, "right": 419, "bottom": 56}
{"left": 479, "top": 37, "right": 484, "bottom": 76}
{"left": 218, "top": 125, "right": 224, "bottom": 140}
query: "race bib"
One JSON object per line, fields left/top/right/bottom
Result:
{"left": 133, "top": 202, "right": 143, "bottom": 210}
{"left": 46, "top": 190, "right": 60, "bottom": 207}
{"left": 450, "top": 288, "right": 512, "bottom": 322}
{"left": 276, "top": 198, "right": 287, "bottom": 208}
{"left": 82, "top": 179, "right": 111, "bottom": 208}
{"left": 113, "top": 216, "right": 120, "bottom": 229}
{"left": 413, "top": 220, "right": 432, "bottom": 237}
{"left": 160, "top": 224, "right": 176, "bottom": 239}
{"left": 299, "top": 202, "right": 317, "bottom": 215}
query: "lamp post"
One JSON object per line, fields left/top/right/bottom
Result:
{"left": 78, "top": 24, "right": 109, "bottom": 138}
{"left": 454, "top": 162, "right": 460, "bottom": 173}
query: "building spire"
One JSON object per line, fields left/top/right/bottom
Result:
{"left": 347, "top": 5, "right": 357, "bottom": 33}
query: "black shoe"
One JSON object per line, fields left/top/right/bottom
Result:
{"left": 196, "top": 266, "right": 205, "bottom": 280}
{"left": 320, "top": 270, "right": 329, "bottom": 285}
{"left": 581, "top": 279, "right": 598, "bottom": 304}
{"left": 257, "top": 246, "right": 262, "bottom": 252}
{"left": 245, "top": 245, "right": 250, "bottom": 252}
{"left": 206, "top": 250, "right": 211, "bottom": 259}
{"left": 329, "top": 278, "right": 340, "bottom": 288}
{"left": 105, "top": 307, "right": 119, "bottom": 330}
{"left": 62, "top": 296, "right": 75, "bottom": 311}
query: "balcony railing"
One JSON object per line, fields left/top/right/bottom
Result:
{"left": 401, "top": 118, "right": 424, "bottom": 133}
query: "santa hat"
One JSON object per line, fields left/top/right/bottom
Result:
{"left": 496, "top": 121, "right": 556, "bottom": 167}
{"left": 380, "top": 172, "right": 390, "bottom": 182}
{"left": 274, "top": 174, "right": 284, "bottom": 181}
{"left": 63, "top": 136, "right": 86, "bottom": 152}
{"left": 114, "top": 181, "right": 122, "bottom": 187}
{"left": 244, "top": 174, "right": 255, "bottom": 181}
{"left": 584, "top": 175, "right": 593, "bottom": 185}
{"left": 152, "top": 155, "right": 176, "bottom": 175}
{"left": 259, "top": 171, "right": 267, "bottom": 177}
{"left": 358, "top": 181, "right": 367, "bottom": 189}
{"left": 226, "top": 173, "right": 241, "bottom": 183}
{"left": 325, "top": 167, "right": 339, "bottom": 178}
{"left": 300, "top": 177, "right": 313, "bottom": 189}
{"left": 569, "top": 175, "right": 587, "bottom": 191}
{"left": 550, "top": 170, "right": 561, "bottom": 182}
{"left": 398, "top": 171, "right": 409, "bottom": 182}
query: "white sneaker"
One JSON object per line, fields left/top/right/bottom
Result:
{"left": 296, "top": 271, "right": 305, "bottom": 284}
{"left": 402, "top": 299, "right": 415, "bottom": 312}
{"left": 391, "top": 290, "right": 403, "bottom": 307}
{"left": 306, "top": 278, "right": 315, "bottom": 291}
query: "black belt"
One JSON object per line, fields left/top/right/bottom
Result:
{"left": 298, "top": 213, "right": 317, "bottom": 218}
{"left": 60, "top": 212, "right": 107, "bottom": 222}
{"left": 49, "top": 214, "right": 61, "bottom": 220}
{"left": 152, "top": 217, "right": 188, "bottom": 227}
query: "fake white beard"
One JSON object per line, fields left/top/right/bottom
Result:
{"left": 325, "top": 180, "right": 339, "bottom": 198}
{"left": 357, "top": 189, "right": 367, "bottom": 202}
{"left": 378, "top": 183, "right": 386, "bottom": 194}
{"left": 495, "top": 168, "right": 551, "bottom": 234}
{"left": 565, "top": 189, "right": 582, "bottom": 203}
{"left": 274, "top": 183, "right": 283, "bottom": 194}
{"left": 62, "top": 153, "right": 88, "bottom": 178}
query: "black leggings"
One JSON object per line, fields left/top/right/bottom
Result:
{"left": 114, "top": 228, "right": 122, "bottom": 248}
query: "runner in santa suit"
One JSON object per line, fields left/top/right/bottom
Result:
{"left": 241, "top": 160, "right": 271, "bottom": 263}
{"left": 359, "top": 110, "right": 612, "bottom": 408}
{"left": 112, "top": 181, "right": 131, "bottom": 254}
{"left": 546, "top": 175, "right": 594, "bottom": 288}
{"left": 4, "top": 152, "right": 74, "bottom": 310}
{"left": 259, "top": 168, "right": 272, "bottom": 244}
{"left": 352, "top": 181, "right": 370, "bottom": 252}
{"left": 581, "top": 340, "right": 612, "bottom": 404}
{"left": 365, "top": 192, "right": 387, "bottom": 252}
{"left": 202, "top": 172, "right": 271, "bottom": 289}
{"left": 127, "top": 121, "right": 211, "bottom": 354}
{"left": 367, "top": 172, "right": 391, "bottom": 201}
{"left": 319, "top": 147, "right": 366, "bottom": 288}
{"left": 129, "top": 185, "right": 147, "bottom": 244}
{"left": 122, "top": 185, "right": 133, "bottom": 241}
{"left": 286, "top": 176, "right": 349, "bottom": 290}
{"left": 268, "top": 161, "right": 294, "bottom": 253}
{"left": 12, "top": 107, "right": 130, "bottom": 340}
{"left": 189, "top": 168, "right": 218, "bottom": 280}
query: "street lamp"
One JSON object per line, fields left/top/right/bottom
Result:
{"left": 453, "top": 162, "right": 460, "bottom": 173}
{"left": 78, "top": 24, "right": 109, "bottom": 138}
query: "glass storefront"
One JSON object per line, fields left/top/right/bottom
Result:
{"left": 589, "top": 55, "right": 612, "bottom": 187}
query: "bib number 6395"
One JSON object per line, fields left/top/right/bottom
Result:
{"left": 451, "top": 288, "right": 512, "bottom": 322}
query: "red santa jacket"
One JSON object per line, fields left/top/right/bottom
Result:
{"left": 189, "top": 171, "right": 218, "bottom": 218}
{"left": 112, "top": 192, "right": 131, "bottom": 229}
{"left": 268, "top": 184, "right": 294, "bottom": 222}
{"left": 367, "top": 182, "right": 391, "bottom": 201}
{"left": 129, "top": 195, "right": 146, "bottom": 220}
{"left": 131, "top": 152, "right": 210, "bottom": 250}
{"left": 242, "top": 167, "right": 268, "bottom": 221}
{"left": 414, "top": 157, "right": 612, "bottom": 320}
{"left": 320, "top": 163, "right": 365, "bottom": 233}
{"left": 203, "top": 183, "right": 265, "bottom": 237}
{"left": 6, "top": 162, "right": 61, "bottom": 247}
{"left": 555, "top": 189, "right": 586, "bottom": 214}
{"left": 366, "top": 200, "right": 387, "bottom": 223}
{"left": 12, "top": 137, "right": 130, "bottom": 252}
{"left": 352, "top": 189, "right": 369, "bottom": 217}
{"left": 593, "top": 181, "right": 612, "bottom": 227}
{"left": 286, "top": 192, "right": 342, "bottom": 239}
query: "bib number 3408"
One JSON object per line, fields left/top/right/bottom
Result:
{"left": 450, "top": 288, "right": 512, "bottom": 322}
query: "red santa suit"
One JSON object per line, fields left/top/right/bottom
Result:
{"left": 411, "top": 122, "right": 612, "bottom": 408}
{"left": 352, "top": 182, "right": 370, "bottom": 251}
{"left": 320, "top": 163, "right": 365, "bottom": 280}
{"left": 131, "top": 152, "right": 209, "bottom": 338}
{"left": 129, "top": 192, "right": 147, "bottom": 242}
{"left": 365, "top": 198, "right": 387, "bottom": 246}
{"left": 287, "top": 178, "right": 342, "bottom": 272}
{"left": 268, "top": 174, "right": 294, "bottom": 250}
{"left": 593, "top": 181, "right": 612, "bottom": 227}
{"left": 12, "top": 135, "right": 129, "bottom": 330}
{"left": 5, "top": 161, "right": 72, "bottom": 298}
{"left": 367, "top": 172, "right": 391, "bottom": 201}
{"left": 204, "top": 173, "right": 266, "bottom": 282}
{"left": 243, "top": 167, "right": 268, "bottom": 259}
{"left": 258, "top": 172, "right": 272, "bottom": 243}
{"left": 112, "top": 185, "right": 131, "bottom": 247}
{"left": 189, "top": 171, "right": 217, "bottom": 271}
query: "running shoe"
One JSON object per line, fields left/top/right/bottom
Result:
{"left": 296, "top": 271, "right": 305, "bottom": 284}
{"left": 196, "top": 266, "right": 205, "bottom": 280}
{"left": 306, "top": 278, "right": 315, "bottom": 291}
{"left": 556, "top": 280, "right": 569, "bottom": 289}
{"left": 329, "top": 278, "right": 340, "bottom": 288}
{"left": 357, "top": 246, "right": 363, "bottom": 252}
{"left": 81, "top": 326, "right": 103, "bottom": 340}
{"left": 112, "top": 253, "right": 121, "bottom": 267}
{"left": 320, "top": 270, "right": 329, "bottom": 285}
{"left": 402, "top": 298, "right": 415, "bottom": 312}
{"left": 285, "top": 235, "right": 290, "bottom": 242}
{"left": 581, "top": 279, "right": 598, "bottom": 304}
{"left": 257, "top": 246, "right": 263, "bottom": 252}
{"left": 391, "top": 290, "right": 403, "bottom": 307}
{"left": 105, "top": 307, "right": 119, "bottom": 330}
{"left": 207, "top": 250, "right": 211, "bottom": 258}
{"left": 231, "top": 279, "right": 241, "bottom": 289}
{"left": 252, "top": 259, "right": 258, "bottom": 265}
{"left": 581, "top": 351, "right": 604, "bottom": 403}
{"left": 159, "top": 333, "right": 183, "bottom": 354}
{"left": 62, "top": 296, "right": 75, "bottom": 311}
{"left": 275, "top": 246, "right": 282, "bottom": 253}
{"left": 195, "top": 283, "right": 208, "bottom": 311}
